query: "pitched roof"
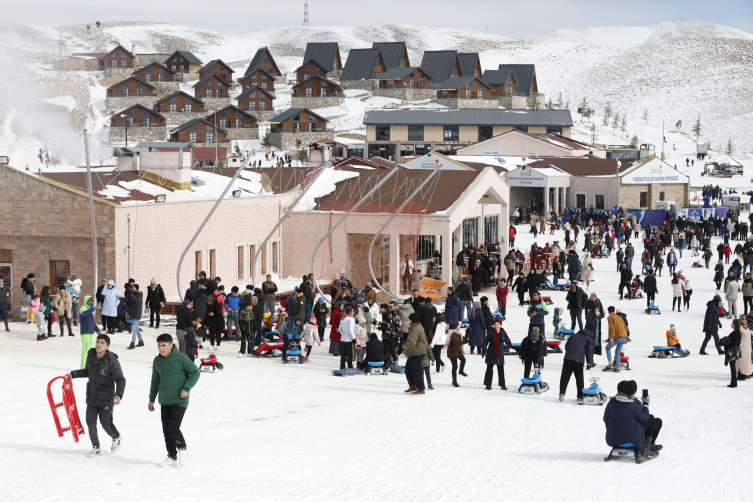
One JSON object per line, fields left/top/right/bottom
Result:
{"left": 419, "top": 50, "right": 459, "bottom": 81}
{"left": 482, "top": 64, "right": 536, "bottom": 95}
{"left": 239, "top": 67, "right": 277, "bottom": 82}
{"left": 291, "top": 75, "right": 342, "bottom": 89}
{"left": 376, "top": 66, "right": 423, "bottom": 80}
{"left": 153, "top": 91, "right": 205, "bottom": 106}
{"left": 166, "top": 50, "right": 202, "bottom": 65}
{"left": 363, "top": 108, "right": 574, "bottom": 127}
{"left": 433, "top": 76, "right": 492, "bottom": 90}
{"left": 303, "top": 42, "right": 339, "bottom": 71}
{"left": 244, "top": 46, "right": 280, "bottom": 75}
{"left": 371, "top": 42, "right": 408, "bottom": 69}
{"left": 206, "top": 105, "right": 257, "bottom": 122}
{"left": 136, "top": 62, "right": 175, "bottom": 74}
{"left": 192, "top": 73, "right": 231, "bottom": 88}
{"left": 268, "top": 108, "right": 329, "bottom": 124}
{"left": 112, "top": 103, "right": 165, "bottom": 118}
{"left": 341, "top": 48, "right": 382, "bottom": 81}
{"left": 296, "top": 59, "right": 328, "bottom": 74}
{"left": 236, "top": 85, "right": 276, "bottom": 100}
{"left": 106, "top": 76, "right": 155, "bottom": 90}
{"left": 198, "top": 59, "right": 235, "bottom": 74}
{"left": 170, "top": 117, "right": 227, "bottom": 134}
{"left": 527, "top": 158, "right": 634, "bottom": 176}
{"left": 458, "top": 53, "right": 480, "bottom": 76}
{"left": 105, "top": 45, "right": 135, "bottom": 59}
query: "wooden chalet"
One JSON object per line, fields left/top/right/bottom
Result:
{"left": 419, "top": 50, "right": 462, "bottom": 83}
{"left": 197, "top": 59, "right": 235, "bottom": 83}
{"left": 291, "top": 75, "right": 343, "bottom": 97}
{"left": 434, "top": 76, "right": 493, "bottom": 100}
{"left": 169, "top": 118, "right": 227, "bottom": 143}
{"left": 458, "top": 53, "right": 482, "bottom": 77}
{"left": 243, "top": 47, "right": 282, "bottom": 77}
{"left": 106, "top": 76, "right": 157, "bottom": 97}
{"left": 103, "top": 45, "right": 136, "bottom": 69}
{"left": 372, "top": 42, "right": 410, "bottom": 69}
{"left": 153, "top": 91, "right": 205, "bottom": 113}
{"left": 481, "top": 64, "right": 539, "bottom": 97}
{"left": 164, "top": 51, "right": 203, "bottom": 74}
{"left": 268, "top": 108, "right": 329, "bottom": 133}
{"left": 295, "top": 59, "right": 329, "bottom": 84}
{"left": 134, "top": 63, "right": 175, "bottom": 83}
{"left": 375, "top": 67, "right": 431, "bottom": 89}
{"left": 302, "top": 42, "right": 342, "bottom": 73}
{"left": 236, "top": 86, "right": 275, "bottom": 112}
{"left": 192, "top": 74, "right": 231, "bottom": 99}
{"left": 238, "top": 67, "right": 276, "bottom": 92}
{"left": 340, "top": 48, "right": 386, "bottom": 81}
{"left": 110, "top": 104, "right": 166, "bottom": 127}
{"left": 205, "top": 105, "right": 258, "bottom": 129}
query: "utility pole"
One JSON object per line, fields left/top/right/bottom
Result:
{"left": 303, "top": 0, "right": 309, "bottom": 26}
{"left": 58, "top": 28, "right": 65, "bottom": 62}
{"left": 84, "top": 130, "right": 98, "bottom": 299}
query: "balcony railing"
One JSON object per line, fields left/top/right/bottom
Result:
{"left": 113, "top": 123, "right": 164, "bottom": 128}
{"left": 431, "top": 94, "right": 492, "bottom": 101}
{"left": 292, "top": 92, "right": 343, "bottom": 98}
{"left": 106, "top": 90, "right": 154, "bottom": 97}
{"left": 378, "top": 83, "right": 428, "bottom": 90}
{"left": 269, "top": 127, "right": 334, "bottom": 134}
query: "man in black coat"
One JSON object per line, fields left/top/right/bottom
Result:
{"left": 643, "top": 269, "right": 658, "bottom": 308}
{"left": 559, "top": 328, "right": 595, "bottom": 402}
{"left": 357, "top": 333, "right": 385, "bottom": 370}
{"left": 456, "top": 277, "right": 473, "bottom": 320}
{"left": 175, "top": 300, "right": 194, "bottom": 354}
{"left": 125, "top": 284, "right": 144, "bottom": 350}
{"left": 65, "top": 334, "right": 125, "bottom": 457}
{"left": 618, "top": 263, "right": 633, "bottom": 300}
{"left": 700, "top": 295, "right": 724, "bottom": 355}
{"left": 252, "top": 296, "right": 264, "bottom": 347}
{"left": 566, "top": 283, "right": 588, "bottom": 331}
{"left": 526, "top": 269, "right": 541, "bottom": 297}
{"left": 420, "top": 297, "right": 437, "bottom": 335}
{"left": 480, "top": 296, "right": 494, "bottom": 334}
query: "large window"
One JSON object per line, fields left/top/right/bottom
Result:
{"left": 576, "top": 194, "right": 586, "bottom": 208}
{"left": 639, "top": 192, "right": 648, "bottom": 208}
{"left": 375, "top": 125, "right": 390, "bottom": 141}
{"left": 408, "top": 125, "right": 424, "bottom": 142}
{"left": 416, "top": 235, "right": 436, "bottom": 262}
{"left": 478, "top": 126, "right": 493, "bottom": 141}
{"left": 443, "top": 125, "right": 459, "bottom": 141}
{"left": 484, "top": 215, "right": 498, "bottom": 243}
{"left": 49, "top": 260, "right": 70, "bottom": 292}
{"left": 462, "top": 217, "right": 478, "bottom": 247}
{"left": 595, "top": 194, "right": 605, "bottom": 209}
{"left": 237, "top": 246, "right": 244, "bottom": 279}
{"left": 272, "top": 242, "right": 279, "bottom": 273}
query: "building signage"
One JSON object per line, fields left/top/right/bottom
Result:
{"left": 621, "top": 159, "right": 689, "bottom": 185}
{"left": 506, "top": 167, "right": 547, "bottom": 187}
{"left": 526, "top": 151, "right": 538, "bottom": 157}
{"left": 482, "top": 150, "right": 501, "bottom": 156}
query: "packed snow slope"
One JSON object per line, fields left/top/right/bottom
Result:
{"left": 1, "top": 225, "right": 752, "bottom": 501}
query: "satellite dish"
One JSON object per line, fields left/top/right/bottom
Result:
{"left": 261, "top": 173, "right": 271, "bottom": 192}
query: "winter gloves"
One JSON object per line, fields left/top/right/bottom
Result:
{"left": 642, "top": 396, "right": 650, "bottom": 407}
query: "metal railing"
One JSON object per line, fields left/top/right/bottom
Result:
{"left": 291, "top": 92, "right": 342, "bottom": 98}
{"left": 377, "top": 83, "right": 428, "bottom": 90}
{"left": 431, "top": 93, "right": 492, "bottom": 101}
{"left": 269, "top": 127, "right": 334, "bottom": 133}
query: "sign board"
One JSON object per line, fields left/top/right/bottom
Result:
{"left": 620, "top": 158, "right": 689, "bottom": 185}
{"left": 418, "top": 277, "right": 448, "bottom": 299}
{"left": 678, "top": 208, "right": 727, "bottom": 220}
{"left": 604, "top": 145, "right": 634, "bottom": 150}
{"left": 505, "top": 166, "right": 547, "bottom": 187}
{"left": 482, "top": 150, "right": 501, "bottom": 156}
{"left": 626, "top": 209, "right": 665, "bottom": 226}
{"left": 526, "top": 151, "right": 538, "bottom": 157}
{"left": 0, "top": 156, "right": 8, "bottom": 165}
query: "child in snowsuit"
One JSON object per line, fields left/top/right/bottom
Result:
{"left": 116, "top": 298, "right": 129, "bottom": 333}
{"left": 35, "top": 295, "right": 47, "bottom": 341}
{"left": 185, "top": 332, "right": 199, "bottom": 362}
{"left": 281, "top": 316, "right": 301, "bottom": 362}
{"left": 666, "top": 324, "right": 681, "bottom": 351}
{"left": 301, "top": 317, "right": 321, "bottom": 362}
{"left": 354, "top": 316, "right": 369, "bottom": 363}
{"left": 422, "top": 341, "right": 436, "bottom": 390}
{"left": 238, "top": 302, "right": 255, "bottom": 355}
{"left": 552, "top": 307, "right": 561, "bottom": 337}
{"left": 30, "top": 293, "right": 40, "bottom": 324}
{"left": 496, "top": 279, "right": 508, "bottom": 318}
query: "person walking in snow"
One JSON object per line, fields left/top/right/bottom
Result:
{"left": 65, "top": 333, "right": 125, "bottom": 458}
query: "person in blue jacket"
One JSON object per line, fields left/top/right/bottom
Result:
{"left": 225, "top": 286, "right": 243, "bottom": 341}
{"left": 443, "top": 287, "right": 459, "bottom": 324}
{"left": 467, "top": 301, "right": 486, "bottom": 354}
{"left": 603, "top": 380, "right": 662, "bottom": 459}
{"left": 526, "top": 291, "right": 549, "bottom": 338}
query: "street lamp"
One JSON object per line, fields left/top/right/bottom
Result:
{"left": 120, "top": 113, "right": 128, "bottom": 148}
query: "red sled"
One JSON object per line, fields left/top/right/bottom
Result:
{"left": 253, "top": 342, "right": 284, "bottom": 358}
{"left": 199, "top": 354, "right": 224, "bottom": 372}
{"left": 47, "top": 376, "right": 85, "bottom": 442}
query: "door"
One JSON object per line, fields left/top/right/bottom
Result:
{"left": 0, "top": 264, "right": 11, "bottom": 316}
{"left": 576, "top": 194, "right": 586, "bottom": 208}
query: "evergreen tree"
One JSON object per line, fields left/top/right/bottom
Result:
{"left": 726, "top": 138, "right": 734, "bottom": 156}
{"left": 601, "top": 112, "right": 609, "bottom": 130}
{"left": 261, "top": 134, "right": 274, "bottom": 148}
{"left": 621, "top": 116, "right": 628, "bottom": 137}
{"left": 555, "top": 92, "right": 563, "bottom": 108}
{"left": 612, "top": 112, "right": 620, "bottom": 134}
{"left": 630, "top": 134, "right": 639, "bottom": 147}
{"left": 642, "top": 108, "right": 648, "bottom": 125}
{"left": 675, "top": 119, "right": 682, "bottom": 132}
{"left": 691, "top": 116, "right": 702, "bottom": 142}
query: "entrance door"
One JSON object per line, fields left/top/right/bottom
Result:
{"left": 0, "top": 264, "right": 12, "bottom": 317}
{"left": 576, "top": 194, "right": 586, "bottom": 208}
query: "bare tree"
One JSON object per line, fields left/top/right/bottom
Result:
{"left": 675, "top": 119, "right": 682, "bottom": 132}
{"left": 642, "top": 108, "right": 648, "bottom": 125}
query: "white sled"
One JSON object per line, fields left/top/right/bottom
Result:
{"left": 518, "top": 372, "right": 549, "bottom": 395}
{"left": 365, "top": 361, "right": 388, "bottom": 375}
{"left": 605, "top": 444, "right": 658, "bottom": 464}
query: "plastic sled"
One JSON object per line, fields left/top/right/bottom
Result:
{"left": 524, "top": 296, "right": 554, "bottom": 305}
{"left": 333, "top": 368, "right": 361, "bottom": 376}
{"left": 390, "top": 364, "right": 406, "bottom": 374}
{"left": 552, "top": 282, "right": 571, "bottom": 292}
{"left": 461, "top": 318, "right": 469, "bottom": 329}
{"left": 47, "top": 376, "right": 85, "bottom": 443}
{"left": 649, "top": 345, "right": 690, "bottom": 359}
{"left": 492, "top": 311, "right": 506, "bottom": 321}
{"left": 645, "top": 304, "right": 661, "bottom": 315}
{"left": 540, "top": 281, "right": 553, "bottom": 291}
{"left": 199, "top": 354, "right": 224, "bottom": 372}
{"left": 253, "top": 342, "right": 283, "bottom": 358}
{"left": 619, "top": 352, "right": 631, "bottom": 370}
{"left": 546, "top": 340, "right": 563, "bottom": 354}
{"left": 553, "top": 327, "right": 574, "bottom": 340}
{"left": 692, "top": 262, "right": 703, "bottom": 268}
{"left": 604, "top": 443, "right": 658, "bottom": 464}
{"left": 518, "top": 373, "right": 550, "bottom": 395}
{"left": 262, "top": 330, "right": 280, "bottom": 342}
{"left": 581, "top": 381, "right": 607, "bottom": 406}
{"left": 284, "top": 347, "right": 305, "bottom": 364}
{"left": 365, "top": 361, "right": 387, "bottom": 375}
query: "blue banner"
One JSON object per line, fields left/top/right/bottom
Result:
{"left": 561, "top": 213, "right": 571, "bottom": 223}
{"left": 627, "top": 209, "right": 665, "bottom": 226}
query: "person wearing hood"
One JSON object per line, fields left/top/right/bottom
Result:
{"left": 559, "top": 328, "right": 595, "bottom": 403}
{"left": 302, "top": 317, "right": 322, "bottom": 363}
{"left": 512, "top": 272, "right": 528, "bottom": 307}
{"left": 363, "top": 282, "right": 377, "bottom": 303}
{"left": 527, "top": 291, "right": 549, "bottom": 339}
{"left": 175, "top": 300, "right": 193, "bottom": 355}
{"left": 682, "top": 279, "right": 693, "bottom": 312}
{"left": 65, "top": 333, "right": 125, "bottom": 458}
{"left": 67, "top": 274, "right": 83, "bottom": 327}
{"left": 126, "top": 284, "right": 144, "bottom": 350}
{"left": 467, "top": 301, "right": 486, "bottom": 354}
{"left": 403, "top": 313, "right": 428, "bottom": 395}
{"left": 444, "top": 287, "right": 459, "bottom": 324}
{"left": 446, "top": 321, "right": 469, "bottom": 387}
{"left": 482, "top": 319, "right": 512, "bottom": 390}
{"left": 313, "top": 298, "right": 329, "bottom": 341}
{"left": 420, "top": 297, "right": 437, "bottom": 335}
{"left": 358, "top": 332, "right": 385, "bottom": 370}
{"left": 185, "top": 281, "right": 199, "bottom": 302}
{"left": 78, "top": 295, "right": 100, "bottom": 369}
{"left": 281, "top": 315, "right": 301, "bottom": 363}
{"left": 146, "top": 279, "right": 166, "bottom": 329}
{"left": 102, "top": 280, "right": 120, "bottom": 335}
{"left": 603, "top": 380, "right": 661, "bottom": 460}
{"left": 721, "top": 318, "right": 743, "bottom": 388}
{"left": 300, "top": 274, "right": 314, "bottom": 322}
{"left": 519, "top": 327, "right": 546, "bottom": 378}
{"left": 225, "top": 286, "right": 243, "bottom": 342}
{"left": 363, "top": 297, "right": 378, "bottom": 335}
{"left": 526, "top": 269, "right": 540, "bottom": 298}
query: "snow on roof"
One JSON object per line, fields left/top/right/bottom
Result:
{"left": 292, "top": 166, "right": 360, "bottom": 212}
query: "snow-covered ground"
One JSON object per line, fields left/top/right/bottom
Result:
{"left": 2, "top": 222, "right": 752, "bottom": 501}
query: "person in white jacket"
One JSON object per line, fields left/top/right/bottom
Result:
{"left": 671, "top": 274, "right": 684, "bottom": 312}
{"left": 301, "top": 318, "right": 321, "bottom": 363}
{"left": 430, "top": 313, "right": 447, "bottom": 373}
{"left": 338, "top": 306, "right": 357, "bottom": 370}
{"left": 355, "top": 315, "right": 369, "bottom": 363}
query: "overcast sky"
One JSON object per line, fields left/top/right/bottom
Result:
{"left": 6, "top": 0, "right": 752, "bottom": 38}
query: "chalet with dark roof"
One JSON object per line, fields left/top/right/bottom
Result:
{"left": 302, "top": 42, "right": 342, "bottom": 75}
{"left": 197, "top": 59, "right": 235, "bottom": 83}
{"left": 153, "top": 91, "right": 205, "bottom": 114}
{"left": 420, "top": 50, "right": 462, "bottom": 84}
{"left": 104, "top": 45, "right": 135, "bottom": 70}
{"left": 291, "top": 75, "right": 345, "bottom": 108}
{"left": 110, "top": 104, "right": 166, "bottom": 128}
{"left": 192, "top": 74, "right": 231, "bottom": 100}
{"left": 169, "top": 118, "right": 227, "bottom": 144}
{"left": 433, "top": 76, "right": 494, "bottom": 100}
{"left": 106, "top": 76, "right": 157, "bottom": 97}
{"left": 376, "top": 67, "right": 431, "bottom": 89}
{"left": 244, "top": 47, "right": 282, "bottom": 77}
{"left": 295, "top": 59, "right": 329, "bottom": 84}
{"left": 134, "top": 63, "right": 175, "bottom": 83}
{"left": 481, "top": 64, "right": 543, "bottom": 108}
{"left": 458, "top": 53, "right": 482, "bottom": 77}
{"left": 205, "top": 105, "right": 259, "bottom": 140}
{"left": 372, "top": 42, "right": 410, "bottom": 69}
{"left": 340, "top": 48, "right": 386, "bottom": 83}
{"left": 164, "top": 51, "right": 203, "bottom": 74}
{"left": 267, "top": 108, "right": 332, "bottom": 149}
{"left": 236, "top": 86, "right": 275, "bottom": 113}
{"left": 238, "top": 67, "right": 276, "bottom": 94}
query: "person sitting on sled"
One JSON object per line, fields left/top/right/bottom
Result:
{"left": 666, "top": 324, "right": 682, "bottom": 351}
{"left": 631, "top": 275, "right": 644, "bottom": 298}
{"left": 603, "top": 380, "right": 662, "bottom": 460}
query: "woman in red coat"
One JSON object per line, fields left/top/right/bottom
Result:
{"left": 329, "top": 301, "right": 344, "bottom": 355}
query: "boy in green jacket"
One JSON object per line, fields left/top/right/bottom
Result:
{"left": 149, "top": 333, "right": 200, "bottom": 467}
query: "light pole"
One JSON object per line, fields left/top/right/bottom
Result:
{"left": 120, "top": 113, "right": 128, "bottom": 147}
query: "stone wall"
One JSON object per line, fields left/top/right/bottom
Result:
{"left": 0, "top": 167, "right": 117, "bottom": 317}
{"left": 152, "top": 82, "right": 180, "bottom": 94}
{"left": 104, "top": 67, "right": 133, "bottom": 79}
{"left": 619, "top": 182, "right": 689, "bottom": 208}
{"left": 227, "top": 128, "right": 259, "bottom": 140}
{"left": 326, "top": 70, "right": 342, "bottom": 81}
{"left": 162, "top": 112, "right": 207, "bottom": 127}
{"left": 106, "top": 96, "right": 158, "bottom": 112}
{"left": 268, "top": 131, "right": 334, "bottom": 150}
{"left": 202, "top": 97, "right": 232, "bottom": 110}
{"left": 252, "top": 111, "right": 277, "bottom": 123}
{"left": 432, "top": 98, "right": 499, "bottom": 109}
{"left": 339, "top": 80, "right": 376, "bottom": 91}
{"left": 110, "top": 127, "right": 168, "bottom": 144}
{"left": 174, "top": 73, "right": 200, "bottom": 83}
{"left": 372, "top": 88, "right": 436, "bottom": 101}
{"left": 497, "top": 94, "right": 546, "bottom": 110}
{"left": 291, "top": 96, "right": 345, "bottom": 109}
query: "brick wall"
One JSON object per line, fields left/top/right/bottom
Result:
{"left": 0, "top": 168, "right": 118, "bottom": 316}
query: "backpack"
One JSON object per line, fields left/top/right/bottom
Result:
{"left": 20, "top": 277, "right": 27, "bottom": 291}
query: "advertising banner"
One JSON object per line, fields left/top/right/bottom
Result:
{"left": 418, "top": 277, "right": 448, "bottom": 299}
{"left": 626, "top": 209, "right": 665, "bottom": 226}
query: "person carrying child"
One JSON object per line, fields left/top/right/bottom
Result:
{"left": 666, "top": 324, "right": 681, "bottom": 351}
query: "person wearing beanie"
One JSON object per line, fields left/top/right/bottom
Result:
{"left": 67, "top": 274, "right": 83, "bottom": 327}
{"left": 666, "top": 324, "right": 681, "bottom": 350}
{"left": 146, "top": 279, "right": 166, "bottom": 329}
{"left": 377, "top": 303, "right": 399, "bottom": 365}
{"left": 468, "top": 301, "right": 486, "bottom": 354}
{"left": 519, "top": 327, "right": 546, "bottom": 379}
{"left": 300, "top": 273, "right": 315, "bottom": 323}
{"left": 604, "top": 380, "right": 662, "bottom": 459}
{"left": 446, "top": 320, "right": 469, "bottom": 386}
{"left": 526, "top": 291, "right": 549, "bottom": 339}
{"left": 606, "top": 306, "right": 628, "bottom": 371}
{"left": 237, "top": 300, "right": 256, "bottom": 357}
{"left": 420, "top": 297, "right": 436, "bottom": 335}
{"left": 402, "top": 312, "right": 428, "bottom": 395}
{"left": 313, "top": 298, "right": 329, "bottom": 343}
{"left": 701, "top": 294, "right": 725, "bottom": 355}
{"left": 363, "top": 282, "right": 377, "bottom": 304}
